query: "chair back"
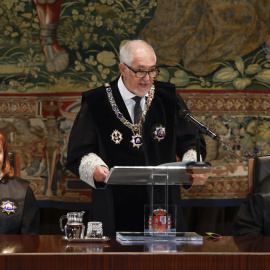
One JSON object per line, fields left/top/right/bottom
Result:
{"left": 8, "top": 152, "right": 20, "bottom": 177}
{"left": 8, "top": 152, "right": 15, "bottom": 168}
{"left": 251, "top": 155, "right": 270, "bottom": 191}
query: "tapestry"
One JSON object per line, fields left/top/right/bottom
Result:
{"left": 1, "top": 0, "right": 270, "bottom": 205}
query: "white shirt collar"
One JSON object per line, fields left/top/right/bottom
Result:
{"left": 116, "top": 76, "right": 149, "bottom": 123}
{"left": 118, "top": 76, "right": 135, "bottom": 101}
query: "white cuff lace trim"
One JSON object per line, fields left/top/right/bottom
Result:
{"left": 182, "top": 149, "right": 201, "bottom": 190}
{"left": 79, "top": 153, "right": 108, "bottom": 189}
{"left": 182, "top": 149, "right": 202, "bottom": 162}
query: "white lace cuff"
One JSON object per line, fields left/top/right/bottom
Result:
{"left": 182, "top": 149, "right": 202, "bottom": 162}
{"left": 182, "top": 149, "right": 201, "bottom": 190}
{"left": 79, "top": 153, "right": 108, "bottom": 189}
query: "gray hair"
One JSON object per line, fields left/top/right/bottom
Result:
{"left": 119, "top": 40, "right": 157, "bottom": 65}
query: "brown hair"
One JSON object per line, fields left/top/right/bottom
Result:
{"left": 0, "top": 131, "right": 14, "bottom": 178}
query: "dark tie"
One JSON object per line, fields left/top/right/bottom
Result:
{"left": 132, "top": 96, "right": 142, "bottom": 124}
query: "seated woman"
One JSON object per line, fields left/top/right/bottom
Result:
{"left": 0, "top": 131, "right": 40, "bottom": 234}
{"left": 233, "top": 175, "right": 270, "bottom": 236}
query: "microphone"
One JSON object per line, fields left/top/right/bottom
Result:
{"left": 179, "top": 109, "right": 218, "bottom": 140}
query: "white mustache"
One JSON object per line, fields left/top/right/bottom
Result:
{"left": 139, "top": 81, "right": 150, "bottom": 84}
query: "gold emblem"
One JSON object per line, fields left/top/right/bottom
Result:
{"left": 131, "top": 134, "right": 143, "bottom": 148}
{"left": 1, "top": 200, "right": 17, "bottom": 215}
{"left": 111, "top": 130, "right": 123, "bottom": 144}
{"left": 153, "top": 126, "right": 166, "bottom": 141}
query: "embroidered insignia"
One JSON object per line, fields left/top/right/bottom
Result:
{"left": 111, "top": 130, "right": 123, "bottom": 144}
{"left": 1, "top": 200, "right": 17, "bottom": 215}
{"left": 153, "top": 126, "right": 166, "bottom": 141}
{"left": 131, "top": 134, "right": 142, "bottom": 148}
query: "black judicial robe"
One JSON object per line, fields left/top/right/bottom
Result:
{"left": 67, "top": 79, "right": 206, "bottom": 237}
{"left": 233, "top": 175, "right": 270, "bottom": 236}
{"left": 0, "top": 176, "right": 40, "bottom": 235}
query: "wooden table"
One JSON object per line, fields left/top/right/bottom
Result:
{"left": 0, "top": 235, "right": 270, "bottom": 270}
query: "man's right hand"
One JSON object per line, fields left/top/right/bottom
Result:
{"left": 93, "top": 166, "right": 109, "bottom": 182}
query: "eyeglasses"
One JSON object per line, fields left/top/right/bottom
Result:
{"left": 124, "top": 63, "right": 159, "bottom": 78}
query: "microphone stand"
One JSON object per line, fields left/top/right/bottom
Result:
{"left": 187, "top": 130, "right": 212, "bottom": 168}
{"left": 196, "top": 129, "right": 201, "bottom": 163}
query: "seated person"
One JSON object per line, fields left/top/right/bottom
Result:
{"left": 233, "top": 175, "right": 270, "bottom": 236}
{"left": 0, "top": 131, "right": 40, "bottom": 234}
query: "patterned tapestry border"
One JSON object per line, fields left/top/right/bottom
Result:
{"left": 0, "top": 91, "right": 267, "bottom": 201}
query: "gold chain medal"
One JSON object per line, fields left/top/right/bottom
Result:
{"left": 105, "top": 83, "right": 155, "bottom": 148}
{"left": 130, "top": 124, "right": 143, "bottom": 149}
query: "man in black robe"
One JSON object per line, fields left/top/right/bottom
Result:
{"left": 66, "top": 40, "right": 206, "bottom": 237}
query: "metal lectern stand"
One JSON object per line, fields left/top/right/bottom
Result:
{"left": 105, "top": 161, "right": 212, "bottom": 244}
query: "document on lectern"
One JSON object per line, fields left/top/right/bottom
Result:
{"left": 105, "top": 161, "right": 212, "bottom": 186}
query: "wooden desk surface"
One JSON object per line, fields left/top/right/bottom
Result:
{"left": 0, "top": 235, "right": 270, "bottom": 270}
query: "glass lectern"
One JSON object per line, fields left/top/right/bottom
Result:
{"left": 105, "top": 161, "right": 212, "bottom": 243}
